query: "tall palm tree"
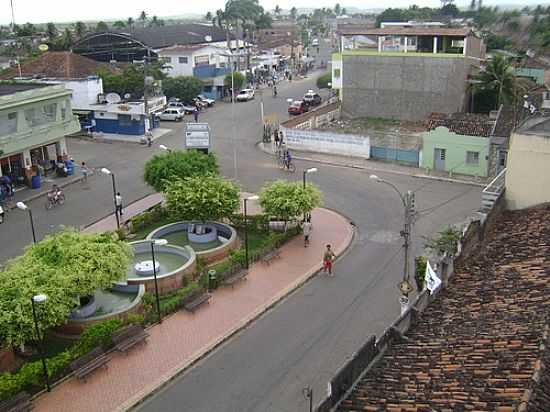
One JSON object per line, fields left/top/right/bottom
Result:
{"left": 127, "top": 17, "right": 134, "bottom": 30}
{"left": 74, "top": 21, "right": 86, "bottom": 38}
{"left": 474, "top": 54, "right": 526, "bottom": 108}
{"left": 46, "top": 22, "right": 57, "bottom": 41}
{"left": 274, "top": 5, "right": 281, "bottom": 17}
{"left": 139, "top": 11, "right": 147, "bottom": 27}
{"left": 205, "top": 11, "right": 213, "bottom": 22}
{"left": 290, "top": 7, "right": 298, "bottom": 21}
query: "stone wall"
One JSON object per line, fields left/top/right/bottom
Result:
{"left": 341, "top": 54, "right": 470, "bottom": 121}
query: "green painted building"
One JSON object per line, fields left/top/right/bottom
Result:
{"left": 0, "top": 83, "right": 80, "bottom": 186}
{"left": 421, "top": 114, "right": 495, "bottom": 178}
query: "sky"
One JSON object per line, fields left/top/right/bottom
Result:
{"left": 1, "top": 0, "right": 544, "bottom": 24}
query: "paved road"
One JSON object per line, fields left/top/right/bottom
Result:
{"left": 1, "top": 42, "right": 481, "bottom": 412}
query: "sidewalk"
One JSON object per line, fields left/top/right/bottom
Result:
{"left": 34, "top": 198, "right": 354, "bottom": 412}
{"left": 258, "top": 142, "right": 487, "bottom": 187}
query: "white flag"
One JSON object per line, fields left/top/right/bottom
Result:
{"left": 425, "top": 261, "right": 442, "bottom": 294}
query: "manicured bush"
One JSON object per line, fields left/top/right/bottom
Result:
{"left": 316, "top": 72, "right": 331, "bottom": 89}
{"left": 259, "top": 180, "right": 322, "bottom": 223}
{"left": 144, "top": 150, "right": 218, "bottom": 192}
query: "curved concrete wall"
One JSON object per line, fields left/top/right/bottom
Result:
{"left": 147, "top": 221, "right": 239, "bottom": 264}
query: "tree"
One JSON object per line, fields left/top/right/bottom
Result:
{"left": 127, "top": 17, "right": 135, "bottom": 30}
{"left": 95, "top": 21, "right": 109, "bottom": 32}
{"left": 14, "top": 22, "right": 36, "bottom": 37}
{"left": 334, "top": 3, "right": 341, "bottom": 16}
{"left": 205, "top": 11, "right": 213, "bottom": 21}
{"left": 474, "top": 53, "right": 526, "bottom": 108}
{"left": 290, "top": 7, "right": 297, "bottom": 21}
{"left": 469, "top": 0, "right": 476, "bottom": 10}
{"left": 61, "top": 28, "right": 73, "bottom": 50}
{"left": 341, "top": 8, "right": 347, "bottom": 15}
{"left": 74, "top": 21, "right": 86, "bottom": 38}
{"left": 139, "top": 11, "right": 148, "bottom": 27}
{"left": 149, "top": 16, "right": 164, "bottom": 27}
{"left": 441, "top": 3, "right": 459, "bottom": 17}
{"left": 46, "top": 22, "right": 57, "bottom": 41}
{"left": 0, "top": 229, "right": 131, "bottom": 346}
{"left": 162, "top": 76, "right": 203, "bottom": 103}
{"left": 259, "top": 180, "right": 322, "bottom": 222}
{"left": 274, "top": 5, "right": 281, "bottom": 17}
{"left": 113, "top": 20, "right": 126, "bottom": 29}
{"left": 225, "top": 71, "right": 246, "bottom": 90}
{"left": 164, "top": 175, "right": 240, "bottom": 223}
{"left": 144, "top": 150, "right": 219, "bottom": 192}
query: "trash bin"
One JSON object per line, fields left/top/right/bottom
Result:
{"left": 65, "top": 160, "right": 74, "bottom": 176}
{"left": 31, "top": 175, "right": 41, "bottom": 189}
{"left": 208, "top": 269, "right": 217, "bottom": 291}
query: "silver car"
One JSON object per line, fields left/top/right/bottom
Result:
{"left": 158, "top": 108, "right": 184, "bottom": 121}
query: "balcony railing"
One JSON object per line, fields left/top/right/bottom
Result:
{"left": 482, "top": 168, "right": 506, "bottom": 211}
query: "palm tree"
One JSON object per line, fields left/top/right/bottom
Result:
{"left": 290, "top": 7, "right": 297, "bottom": 21}
{"left": 62, "top": 28, "right": 73, "bottom": 50}
{"left": 127, "top": 17, "right": 134, "bottom": 30}
{"left": 274, "top": 5, "right": 281, "bottom": 17}
{"left": 205, "top": 11, "right": 213, "bottom": 22}
{"left": 46, "top": 22, "right": 57, "bottom": 41}
{"left": 150, "top": 16, "right": 160, "bottom": 27}
{"left": 74, "top": 21, "right": 86, "bottom": 38}
{"left": 474, "top": 54, "right": 526, "bottom": 108}
{"left": 139, "top": 11, "right": 147, "bottom": 27}
{"left": 334, "top": 3, "right": 341, "bottom": 16}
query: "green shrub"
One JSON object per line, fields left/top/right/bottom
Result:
{"left": 72, "top": 319, "right": 123, "bottom": 358}
{"left": 316, "top": 72, "right": 331, "bottom": 89}
{"left": 229, "top": 250, "right": 246, "bottom": 268}
{"left": 415, "top": 256, "right": 428, "bottom": 292}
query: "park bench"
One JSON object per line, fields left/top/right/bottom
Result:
{"left": 112, "top": 324, "right": 149, "bottom": 354}
{"left": 70, "top": 347, "right": 110, "bottom": 382}
{"left": 261, "top": 249, "right": 281, "bottom": 265}
{"left": 0, "top": 391, "right": 33, "bottom": 412}
{"left": 181, "top": 288, "right": 211, "bottom": 313}
{"left": 223, "top": 267, "right": 249, "bottom": 288}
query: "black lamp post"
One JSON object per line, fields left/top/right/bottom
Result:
{"left": 31, "top": 294, "right": 50, "bottom": 392}
{"left": 150, "top": 239, "right": 167, "bottom": 323}
{"left": 101, "top": 168, "right": 120, "bottom": 229}
{"left": 17, "top": 202, "right": 36, "bottom": 244}
{"left": 243, "top": 195, "right": 259, "bottom": 269}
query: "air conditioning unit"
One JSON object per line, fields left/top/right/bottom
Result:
{"left": 97, "top": 93, "right": 107, "bottom": 104}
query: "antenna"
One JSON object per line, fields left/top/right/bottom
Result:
{"left": 105, "top": 93, "right": 122, "bottom": 104}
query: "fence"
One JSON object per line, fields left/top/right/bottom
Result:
{"left": 313, "top": 191, "right": 506, "bottom": 411}
{"left": 370, "top": 146, "right": 420, "bottom": 166}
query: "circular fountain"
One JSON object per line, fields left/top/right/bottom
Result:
{"left": 147, "top": 221, "right": 239, "bottom": 263}
{"left": 134, "top": 260, "right": 160, "bottom": 276}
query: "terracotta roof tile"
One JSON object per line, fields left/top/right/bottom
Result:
{"left": 427, "top": 112, "right": 495, "bottom": 137}
{"left": 337, "top": 207, "right": 550, "bottom": 412}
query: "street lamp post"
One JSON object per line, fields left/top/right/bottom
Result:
{"left": 100, "top": 168, "right": 120, "bottom": 229}
{"left": 31, "top": 294, "right": 50, "bottom": 392}
{"left": 159, "top": 144, "right": 171, "bottom": 153}
{"left": 302, "top": 386, "right": 313, "bottom": 412}
{"left": 150, "top": 238, "right": 168, "bottom": 323}
{"left": 16, "top": 202, "right": 36, "bottom": 244}
{"left": 369, "top": 174, "right": 415, "bottom": 314}
{"left": 243, "top": 195, "right": 259, "bottom": 269}
{"left": 302, "top": 167, "right": 318, "bottom": 189}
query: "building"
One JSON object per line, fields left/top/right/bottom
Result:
{"left": 332, "top": 26, "right": 486, "bottom": 121}
{"left": 0, "top": 83, "right": 80, "bottom": 186}
{"left": 158, "top": 44, "right": 231, "bottom": 100}
{"left": 514, "top": 56, "right": 550, "bottom": 86}
{"left": 506, "top": 114, "right": 550, "bottom": 210}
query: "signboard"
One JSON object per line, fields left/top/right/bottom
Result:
{"left": 425, "top": 261, "right": 442, "bottom": 294}
{"left": 185, "top": 123, "right": 211, "bottom": 152}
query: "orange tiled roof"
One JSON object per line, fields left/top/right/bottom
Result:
{"left": 427, "top": 112, "right": 495, "bottom": 137}
{"left": 337, "top": 207, "right": 550, "bottom": 412}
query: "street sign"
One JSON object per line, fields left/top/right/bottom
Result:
{"left": 399, "top": 279, "right": 413, "bottom": 295}
{"left": 185, "top": 123, "right": 211, "bottom": 153}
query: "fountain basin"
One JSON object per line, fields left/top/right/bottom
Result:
{"left": 134, "top": 260, "right": 161, "bottom": 276}
{"left": 147, "top": 221, "right": 239, "bottom": 264}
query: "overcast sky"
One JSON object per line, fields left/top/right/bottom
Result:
{"left": 1, "top": 0, "right": 538, "bottom": 24}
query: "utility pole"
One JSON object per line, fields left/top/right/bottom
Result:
{"left": 143, "top": 48, "right": 151, "bottom": 134}
{"left": 399, "top": 190, "right": 415, "bottom": 314}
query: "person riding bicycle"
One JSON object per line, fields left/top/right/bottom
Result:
{"left": 48, "top": 185, "right": 63, "bottom": 203}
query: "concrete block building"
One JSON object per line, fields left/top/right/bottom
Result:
{"left": 332, "top": 26, "right": 485, "bottom": 121}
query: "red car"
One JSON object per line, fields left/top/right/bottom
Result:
{"left": 288, "top": 100, "right": 309, "bottom": 115}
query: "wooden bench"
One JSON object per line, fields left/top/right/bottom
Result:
{"left": 261, "top": 249, "right": 281, "bottom": 265}
{"left": 0, "top": 391, "right": 33, "bottom": 412}
{"left": 181, "top": 288, "right": 211, "bottom": 313}
{"left": 112, "top": 324, "right": 149, "bottom": 354}
{"left": 70, "top": 347, "right": 110, "bottom": 382}
{"left": 223, "top": 267, "right": 249, "bottom": 288}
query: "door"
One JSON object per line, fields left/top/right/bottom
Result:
{"left": 434, "top": 148, "right": 446, "bottom": 171}
{"left": 497, "top": 150, "right": 507, "bottom": 173}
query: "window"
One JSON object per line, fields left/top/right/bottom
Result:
{"left": 194, "top": 55, "right": 210, "bottom": 66}
{"left": 452, "top": 39, "right": 465, "bottom": 48}
{"left": 333, "top": 68, "right": 341, "bottom": 78}
{"left": 161, "top": 56, "right": 172, "bottom": 63}
{"left": 118, "top": 114, "right": 132, "bottom": 127}
{"left": 61, "top": 99, "right": 70, "bottom": 120}
{"left": 0, "top": 112, "right": 17, "bottom": 136}
{"left": 178, "top": 56, "right": 188, "bottom": 64}
{"left": 466, "top": 151, "right": 479, "bottom": 165}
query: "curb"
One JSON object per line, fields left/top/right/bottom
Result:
{"left": 256, "top": 142, "right": 487, "bottom": 188}
{"left": 7, "top": 175, "right": 85, "bottom": 210}
{"left": 119, "top": 208, "right": 356, "bottom": 412}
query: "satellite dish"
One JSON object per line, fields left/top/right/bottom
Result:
{"left": 124, "top": 93, "right": 131, "bottom": 100}
{"left": 38, "top": 44, "right": 49, "bottom": 52}
{"left": 105, "top": 93, "right": 122, "bottom": 104}
{"left": 204, "top": 35, "right": 212, "bottom": 42}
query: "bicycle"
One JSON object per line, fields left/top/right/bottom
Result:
{"left": 280, "top": 158, "right": 296, "bottom": 173}
{"left": 45, "top": 191, "right": 65, "bottom": 210}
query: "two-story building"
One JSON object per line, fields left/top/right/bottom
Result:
{"left": 0, "top": 83, "right": 80, "bottom": 186}
{"left": 332, "top": 26, "right": 486, "bottom": 121}
{"left": 158, "top": 44, "right": 231, "bottom": 100}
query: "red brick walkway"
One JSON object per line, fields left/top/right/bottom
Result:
{"left": 35, "top": 204, "right": 354, "bottom": 412}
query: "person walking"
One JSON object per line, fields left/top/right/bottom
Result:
{"left": 193, "top": 109, "right": 199, "bottom": 122}
{"left": 81, "top": 162, "right": 89, "bottom": 183}
{"left": 323, "top": 244, "right": 336, "bottom": 276}
{"left": 274, "top": 130, "right": 280, "bottom": 147}
{"left": 115, "top": 192, "right": 123, "bottom": 217}
{"left": 303, "top": 219, "right": 312, "bottom": 247}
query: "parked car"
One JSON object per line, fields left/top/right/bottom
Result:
{"left": 236, "top": 88, "right": 255, "bottom": 102}
{"left": 168, "top": 101, "right": 196, "bottom": 114}
{"left": 197, "top": 94, "right": 215, "bottom": 106}
{"left": 288, "top": 100, "right": 309, "bottom": 115}
{"left": 303, "top": 90, "right": 322, "bottom": 106}
{"left": 312, "top": 38, "right": 319, "bottom": 46}
{"left": 158, "top": 108, "right": 184, "bottom": 121}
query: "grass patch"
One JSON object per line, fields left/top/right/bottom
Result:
{"left": 130, "top": 216, "right": 178, "bottom": 241}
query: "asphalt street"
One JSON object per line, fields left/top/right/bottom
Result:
{"left": 0, "top": 41, "right": 481, "bottom": 411}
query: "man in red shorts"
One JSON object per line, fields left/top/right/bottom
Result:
{"left": 323, "top": 244, "right": 336, "bottom": 276}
